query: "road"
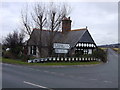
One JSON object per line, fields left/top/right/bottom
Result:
{"left": 2, "top": 48, "right": 118, "bottom": 89}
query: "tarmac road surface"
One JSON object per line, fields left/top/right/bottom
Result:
{"left": 2, "top": 48, "right": 118, "bottom": 89}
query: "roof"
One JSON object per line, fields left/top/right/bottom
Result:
{"left": 27, "top": 28, "right": 96, "bottom": 48}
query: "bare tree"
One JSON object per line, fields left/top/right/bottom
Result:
{"left": 31, "top": 3, "right": 47, "bottom": 57}
{"left": 21, "top": 3, "right": 47, "bottom": 57}
{"left": 47, "top": 2, "right": 71, "bottom": 56}
{"left": 21, "top": 2, "right": 71, "bottom": 57}
{"left": 21, "top": 4, "right": 33, "bottom": 36}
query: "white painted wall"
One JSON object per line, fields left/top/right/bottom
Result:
{"left": 88, "top": 49, "right": 92, "bottom": 54}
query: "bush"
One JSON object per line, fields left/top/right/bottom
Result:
{"left": 93, "top": 48, "right": 107, "bottom": 63}
{"left": 3, "top": 51, "right": 16, "bottom": 59}
{"left": 18, "top": 54, "right": 29, "bottom": 62}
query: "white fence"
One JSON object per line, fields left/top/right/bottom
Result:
{"left": 28, "top": 57, "right": 101, "bottom": 63}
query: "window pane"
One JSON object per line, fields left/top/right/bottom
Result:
{"left": 33, "top": 46, "right": 36, "bottom": 55}
{"left": 30, "top": 46, "right": 32, "bottom": 55}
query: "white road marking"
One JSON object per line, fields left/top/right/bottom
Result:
{"left": 23, "top": 81, "right": 53, "bottom": 90}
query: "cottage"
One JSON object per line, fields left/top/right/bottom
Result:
{"left": 27, "top": 17, "right": 97, "bottom": 57}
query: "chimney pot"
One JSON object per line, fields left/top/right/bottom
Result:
{"left": 68, "top": 17, "right": 70, "bottom": 20}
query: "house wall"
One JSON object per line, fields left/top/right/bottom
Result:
{"left": 75, "top": 42, "right": 96, "bottom": 55}
{"left": 28, "top": 46, "right": 39, "bottom": 58}
{"left": 28, "top": 46, "right": 49, "bottom": 58}
{"left": 28, "top": 42, "right": 96, "bottom": 58}
{"left": 41, "top": 48, "right": 49, "bottom": 57}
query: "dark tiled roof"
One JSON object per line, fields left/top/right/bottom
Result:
{"left": 53, "top": 29, "right": 86, "bottom": 48}
{"left": 28, "top": 28, "right": 95, "bottom": 48}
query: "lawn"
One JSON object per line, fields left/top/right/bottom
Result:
{"left": 112, "top": 48, "right": 120, "bottom": 54}
{"left": 100, "top": 48, "right": 108, "bottom": 51}
{"left": 2, "top": 58, "right": 101, "bottom": 66}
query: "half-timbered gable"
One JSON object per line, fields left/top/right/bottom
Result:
{"left": 75, "top": 30, "right": 97, "bottom": 55}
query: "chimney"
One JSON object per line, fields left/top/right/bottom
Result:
{"left": 62, "top": 17, "right": 72, "bottom": 33}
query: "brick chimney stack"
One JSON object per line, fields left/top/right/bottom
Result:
{"left": 62, "top": 17, "right": 72, "bottom": 33}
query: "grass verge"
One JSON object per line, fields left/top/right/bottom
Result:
{"left": 2, "top": 58, "right": 101, "bottom": 66}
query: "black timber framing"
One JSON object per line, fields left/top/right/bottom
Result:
{"left": 75, "top": 42, "right": 97, "bottom": 55}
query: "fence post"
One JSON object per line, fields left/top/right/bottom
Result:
{"left": 53, "top": 57, "right": 55, "bottom": 62}
{"left": 61, "top": 57, "right": 63, "bottom": 62}
{"left": 68, "top": 58, "right": 71, "bottom": 62}
{"left": 72, "top": 58, "right": 74, "bottom": 62}
{"left": 79, "top": 58, "right": 81, "bottom": 62}
{"left": 76, "top": 57, "right": 78, "bottom": 61}
{"left": 65, "top": 58, "right": 67, "bottom": 62}
{"left": 57, "top": 57, "right": 59, "bottom": 62}
{"left": 82, "top": 58, "right": 84, "bottom": 61}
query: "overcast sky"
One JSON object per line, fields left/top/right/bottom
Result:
{"left": 0, "top": 1, "right": 118, "bottom": 45}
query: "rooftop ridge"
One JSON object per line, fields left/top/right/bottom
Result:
{"left": 33, "top": 28, "right": 62, "bottom": 32}
{"left": 33, "top": 28, "right": 87, "bottom": 33}
{"left": 71, "top": 28, "right": 87, "bottom": 31}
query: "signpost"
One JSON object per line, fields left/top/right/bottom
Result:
{"left": 53, "top": 43, "right": 70, "bottom": 54}
{"left": 53, "top": 43, "right": 70, "bottom": 49}
{"left": 55, "top": 49, "right": 68, "bottom": 53}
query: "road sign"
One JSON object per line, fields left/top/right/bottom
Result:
{"left": 55, "top": 49, "right": 68, "bottom": 53}
{"left": 53, "top": 43, "right": 70, "bottom": 49}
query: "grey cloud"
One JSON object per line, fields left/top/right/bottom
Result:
{"left": 0, "top": 2, "right": 118, "bottom": 45}
{"left": 70, "top": 2, "right": 118, "bottom": 45}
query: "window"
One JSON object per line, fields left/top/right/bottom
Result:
{"left": 30, "top": 46, "right": 36, "bottom": 55}
{"left": 30, "top": 46, "right": 32, "bottom": 55}
{"left": 33, "top": 46, "right": 36, "bottom": 55}
{"left": 88, "top": 49, "right": 92, "bottom": 54}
